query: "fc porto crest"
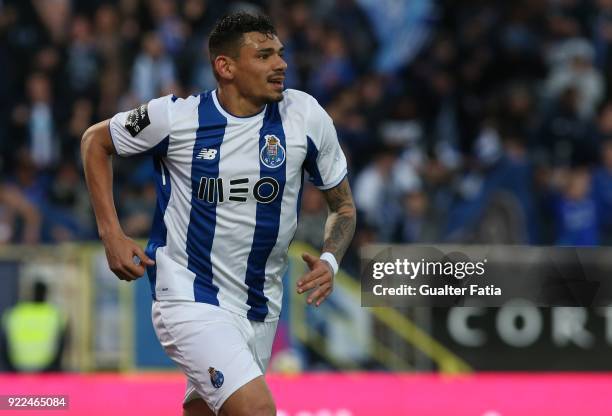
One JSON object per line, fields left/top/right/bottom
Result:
{"left": 260, "top": 134, "right": 285, "bottom": 169}
{"left": 208, "top": 367, "right": 224, "bottom": 388}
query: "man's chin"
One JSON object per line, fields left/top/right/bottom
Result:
{"left": 266, "top": 91, "right": 284, "bottom": 103}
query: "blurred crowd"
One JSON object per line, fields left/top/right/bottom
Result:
{"left": 2, "top": 0, "right": 612, "bottom": 273}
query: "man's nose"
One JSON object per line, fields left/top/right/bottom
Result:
{"left": 274, "top": 55, "right": 288, "bottom": 71}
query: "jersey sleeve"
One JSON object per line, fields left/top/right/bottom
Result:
{"left": 303, "top": 98, "right": 348, "bottom": 190}
{"left": 109, "top": 95, "right": 172, "bottom": 157}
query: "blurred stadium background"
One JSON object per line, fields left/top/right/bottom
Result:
{"left": 2, "top": 0, "right": 612, "bottom": 414}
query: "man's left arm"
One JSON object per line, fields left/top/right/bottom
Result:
{"left": 297, "top": 178, "right": 356, "bottom": 306}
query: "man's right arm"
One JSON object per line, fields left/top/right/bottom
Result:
{"left": 81, "top": 120, "right": 154, "bottom": 281}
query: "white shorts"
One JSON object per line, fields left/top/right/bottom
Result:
{"left": 152, "top": 300, "right": 278, "bottom": 415}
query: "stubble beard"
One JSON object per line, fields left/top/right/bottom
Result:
{"left": 264, "top": 91, "right": 284, "bottom": 103}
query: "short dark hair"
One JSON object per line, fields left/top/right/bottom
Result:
{"left": 33, "top": 280, "right": 48, "bottom": 303}
{"left": 208, "top": 12, "right": 277, "bottom": 62}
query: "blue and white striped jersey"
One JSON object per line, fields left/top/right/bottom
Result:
{"left": 109, "top": 89, "right": 347, "bottom": 321}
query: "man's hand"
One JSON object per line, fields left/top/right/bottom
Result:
{"left": 102, "top": 232, "right": 155, "bottom": 281}
{"left": 297, "top": 252, "right": 334, "bottom": 307}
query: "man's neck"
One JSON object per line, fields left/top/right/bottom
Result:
{"left": 216, "top": 86, "right": 265, "bottom": 117}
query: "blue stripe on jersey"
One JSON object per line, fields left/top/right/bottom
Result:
{"left": 296, "top": 170, "right": 305, "bottom": 218}
{"left": 145, "top": 136, "right": 171, "bottom": 300}
{"left": 287, "top": 170, "right": 305, "bottom": 248}
{"left": 245, "top": 103, "right": 287, "bottom": 321}
{"left": 187, "top": 92, "right": 226, "bottom": 305}
{"left": 304, "top": 136, "right": 324, "bottom": 186}
{"left": 141, "top": 134, "right": 170, "bottom": 156}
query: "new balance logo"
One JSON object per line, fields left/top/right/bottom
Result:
{"left": 196, "top": 148, "right": 218, "bottom": 160}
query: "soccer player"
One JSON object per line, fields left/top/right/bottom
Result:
{"left": 81, "top": 12, "right": 356, "bottom": 416}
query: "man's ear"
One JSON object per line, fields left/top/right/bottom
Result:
{"left": 214, "top": 55, "right": 235, "bottom": 80}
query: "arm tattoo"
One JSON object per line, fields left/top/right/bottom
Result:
{"left": 321, "top": 178, "right": 357, "bottom": 262}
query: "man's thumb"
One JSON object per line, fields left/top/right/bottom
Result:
{"left": 135, "top": 247, "right": 155, "bottom": 266}
{"left": 302, "top": 252, "right": 316, "bottom": 266}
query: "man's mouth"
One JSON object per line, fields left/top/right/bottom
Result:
{"left": 268, "top": 76, "right": 285, "bottom": 89}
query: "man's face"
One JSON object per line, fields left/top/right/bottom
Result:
{"left": 232, "top": 32, "right": 287, "bottom": 104}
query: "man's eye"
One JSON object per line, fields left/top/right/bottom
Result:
{"left": 259, "top": 55, "right": 269, "bottom": 60}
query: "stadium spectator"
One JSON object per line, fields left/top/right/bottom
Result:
{"left": 67, "top": 15, "right": 100, "bottom": 98}
{"left": 0, "top": 184, "right": 41, "bottom": 244}
{"left": 537, "top": 86, "right": 598, "bottom": 166}
{"left": 24, "top": 72, "right": 59, "bottom": 170}
{"left": 131, "top": 31, "right": 178, "bottom": 103}
{"left": 391, "top": 186, "right": 440, "bottom": 244}
{"left": 308, "top": 29, "right": 356, "bottom": 104}
{"left": 46, "top": 161, "right": 93, "bottom": 241}
{"left": 0, "top": 281, "right": 68, "bottom": 372}
{"left": 592, "top": 138, "right": 612, "bottom": 242}
{"left": 545, "top": 38, "right": 604, "bottom": 120}
{"left": 553, "top": 167, "right": 600, "bottom": 245}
